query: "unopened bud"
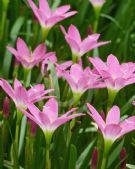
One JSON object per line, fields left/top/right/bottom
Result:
{"left": 3, "top": 97, "right": 10, "bottom": 118}
{"left": 91, "top": 147, "right": 98, "bottom": 169}
{"left": 120, "top": 148, "right": 127, "bottom": 169}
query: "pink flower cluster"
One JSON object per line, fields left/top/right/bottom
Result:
{"left": 1, "top": 0, "right": 135, "bottom": 152}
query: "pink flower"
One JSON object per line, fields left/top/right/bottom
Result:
{"left": 89, "top": 54, "right": 135, "bottom": 91}
{"left": 87, "top": 103, "right": 135, "bottom": 143}
{"left": 20, "top": 98, "right": 83, "bottom": 133}
{"left": 60, "top": 25, "right": 109, "bottom": 61}
{"left": 0, "top": 79, "right": 53, "bottom": 110}
{"left": 7, "top": 38, "right": 47, "bottom": 69}
{"left": 55, "top": 61, "right": 72, "bottom": 78}
{"left": 90, "top": 0, "right": 105, "bottom": 7}
{"left": 63, "top": 64, "right": 105, "bottom": 97}
{"left": 28, "top": 0, "right": 77, "bottom": 29}
{"left": 41, "top": 52, "right": 57, "bottom": 75}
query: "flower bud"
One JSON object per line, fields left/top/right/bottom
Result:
{"left": 91, "top": 147, "right": 98, "bottom": 169}
{"left": 120, "top": 148, "right": 127, "bottom": 169}
{"left": 3, "top": 97, "right": 10, "bottom": 118}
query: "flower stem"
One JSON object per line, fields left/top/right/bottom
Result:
{"left": 100, "top": 139, "right": 112, "bottom": 169}
{"left": 13, "top": 123, "right": 20, "bottom": 169}
{"left": 44, "top": 132, "right": 53, "bottom": 169}
{"left": 107, "top": 89, "right": 117, "bottom": 112}
{"left": 41, "top": 27, "right": 50, "bottom": 42}
{"left": 45, "top": 146, "right": 51, "bottom": 169}
{"left": 23, "top": 68, "right": 31, "bottom": 87}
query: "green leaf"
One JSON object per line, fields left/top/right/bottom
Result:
{"left": 68, "top": 144, "right": 77, "bottom": 169}
{"left": 18, "top": 116, "right": 27, "bottom": 157}
{"left": 48, "top": 61, "right": 60, "bottom": 100}
{"left": 76, "top": 138, "right": 96, "bottom": 169}
{"left": 107, "top": 139, "right": 124, "bottom": 168}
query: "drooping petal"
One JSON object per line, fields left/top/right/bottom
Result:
{"left": 106, "top": 106, "right": 120, "bottom": 125}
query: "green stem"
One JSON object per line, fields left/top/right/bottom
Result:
{"left": 93, "top": 6, "right": 101, "bottom": 33}
{"left": 13, "top": 124, "right": 20, "bottom": 169}
{"left": 23, "top": 68, "right": 31, "bottom": 87}
{"left": 45, "top": 147, "right": 51, "bottom": 169}
{"left": 100, "top": 139, "right": 112, "bottom": 169}
{"left": 44, "top": 132, "right": 53, "bottom": 169}
{"left": 41, "top": 27, "right": 50, "bottom": 42}
{"left": 107, "top": 89, "right": 117, "bottom": 112}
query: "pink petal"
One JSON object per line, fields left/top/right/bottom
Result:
{"left": 107, "top": 54, "right": 121, "bottom": 78}
{"left": 70, "top": 64, "right": 83, "bottom": 83}
{"left": 0, "top": 79, "right": 14, "bottom": 99}
{"left": 28, "top": 0, "right": 43, "bottom": 24}
{"left": 68, "top": 25, "right": 81, "bottom": 43}
{"left": 14, "top": 79, "right": 23, "bottom": 89}
{"left": 65, "top": 36, "right": 80, "bottom": 53}
{"left": 89, "top": 57, "right": 107, "bottom": 75}
{"left": 87, "top": 103, "right": 105, "bottom": 132}
{"left": 43, "top": 98, "right": 58, "bottom": 122}
{"left": 52, "top": 113, "right": 83, "bottom": 129}
{"left": 33, "top": 43, "right": 46, "bottom": 58}
{"left": 60, "top": 25, "right": 67, "bottom": 35}
{"left": 104, "top": 124, "right": 121, "bottom": 141}
{"left": 106, "top": 106, "right": 120, "bottom": 125}
{"left": 63, "top": 11, "right": 77, "bottom": 18}
{"left": 27, "top": 103, "right": 42, "bottom": 122}
{"left": 16, "top": 38, "right": 30, "bottom": 57}
{"left": 14, "top": 86, "right": 28, "bottom": 108}
{"left": 38, "top": 112, "right": 51, "bottom": 126}
{"left": 7, "top": 46, "right": 18, "bottom": 56}
{"left": 39, "top": 0, "right": 51, "bottom": 16}
{"left": 19, "top": 108, "right": 40, "bottom": 126}
{"left": 61, "top": 108, "right": 77, "bottom": 117}
{"left": 63, "top": 72, "right": 77, "bottom": 91}
{"left": 46, "top": 16, "right": 65, "bottom": 27}
{"left": 54, "top": 5, "right": 70, "bottom": 14}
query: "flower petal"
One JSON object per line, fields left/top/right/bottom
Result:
{"left": 87, "top": 103, "right": 105, "bottom": 132}
{"left": 106, "top": 106, "right": 120, "bottom": 125}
